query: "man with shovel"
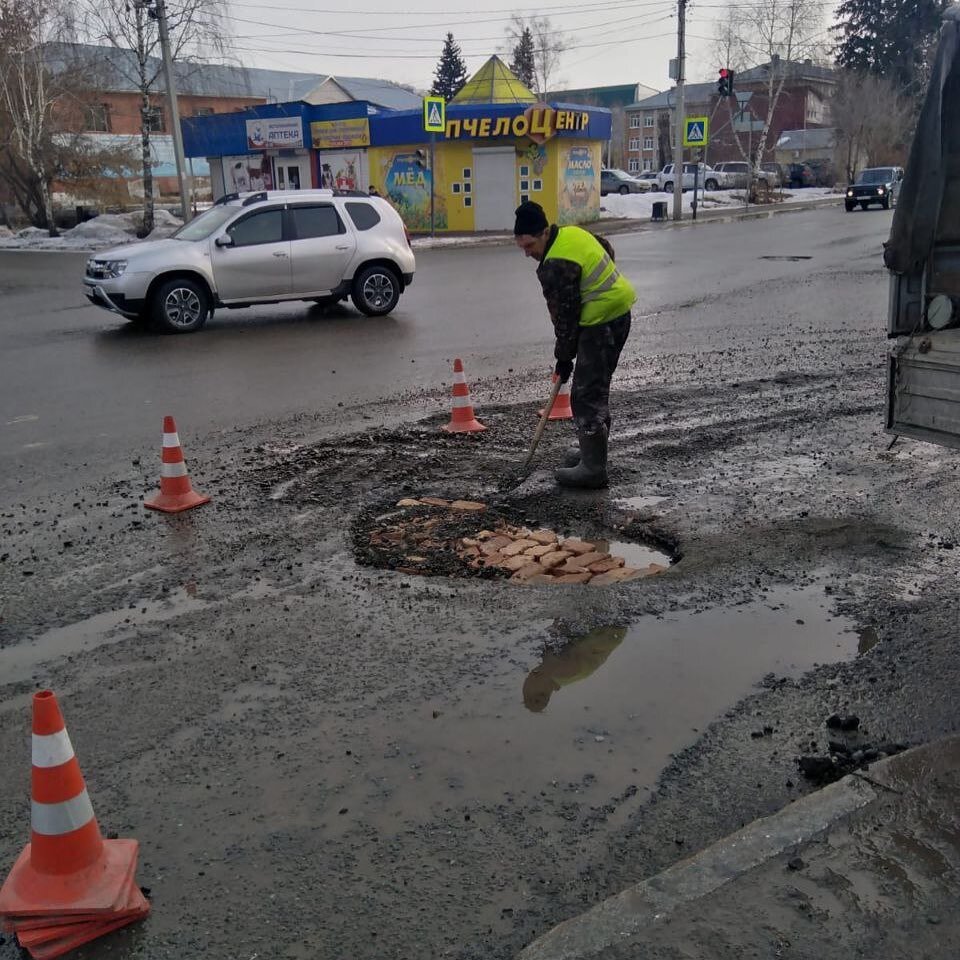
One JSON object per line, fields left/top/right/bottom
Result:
{"left": 514, "top": 200, "right": 635, "bottom": 489}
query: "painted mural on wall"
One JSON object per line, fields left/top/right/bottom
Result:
{"left": 319, "top": 153, "right": 363, "bottom": 191}
{"left": 376, "top": 150, "right": 447, "bottom": 231}
{"left": 517, "top": 142, "right": 547, "bottom": 176}
{"left": 223, "top": 154, "right": 273, "bottom": 192}
{"left": 558, "top": 144, "right": 599, "bottom": 224}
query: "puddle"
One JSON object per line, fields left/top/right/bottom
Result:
{"left": 327, "top": 583, "right": 862, "bottom": 825}
{"left": 605, "top": 540, "right": 672, "bottom": 569}
{"left": 857, "top": 626, "right": 879, "bottom": 655}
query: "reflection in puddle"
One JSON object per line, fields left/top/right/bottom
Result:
{"left": 523, "top": 626, "right": 627, "bottom": 712}
{"left": 857, "top": 626, "right": 879, "bottom": 655}
{"left": 606, "top": 540, "right": 672, "bottom": 570}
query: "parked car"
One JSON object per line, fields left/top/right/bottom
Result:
{"left": 787, "top": 160, "right": 835, "bottom": 188}
{"left": 83, "top": 190, "right": 415, "bottom": 333}
{"left": 636, "top": 171, "right": 661, "bottom": 189}
{"left": 760, "top": 162, "right": 784, "bottom": 188}
{"left": 845, "top": 166, "right": 904, "bottom": 211}
{"left": 600, "top": 169, "right": 651, "bottom": 195}
{"left": 656, "top": 163, "right": 720, "bottom": 192}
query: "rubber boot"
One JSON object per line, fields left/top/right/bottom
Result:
{"left": 562, "top": 417, "right": 610, "bottom": 468}
{"left": 555, "top": 426, "right": 608, "bottom": 489}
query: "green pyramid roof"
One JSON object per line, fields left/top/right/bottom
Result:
{"left": 452, "top": 56, "right": 536, "bottom": 104}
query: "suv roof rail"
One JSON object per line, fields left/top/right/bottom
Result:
{"left": 215, "top": 192, "right": 239, "bottom": 205}
{"left": 242, "top": 191, "right": 269, "bottom": 206}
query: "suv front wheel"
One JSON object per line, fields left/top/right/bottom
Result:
{"left": 152, "top": 277, "right": 210, "bottom": 333}
{"left": 351, "top": 264, "right": 400, "bottom": 316}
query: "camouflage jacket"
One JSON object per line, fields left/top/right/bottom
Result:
{"left": 536, "top": 226, "right": 616, "bottom": 362}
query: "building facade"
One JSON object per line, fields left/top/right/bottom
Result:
{"left": 623, "top": 59, "right": 835, "bottom": 173}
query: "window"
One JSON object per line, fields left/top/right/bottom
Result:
{"left": 345, "top": 202, "right": 381, "bottom": 231}
{"left": 520, "top": 194, "right": 529, "bottom": 204}
{"left": 143, "top": 106, "right": 165, "bottom": 132}
{"left": 463, "top": 182, "right": 471, "bottom": 193}
{"left": 520, "top": 179, "right": 529, "bottom": 191}
{"left": 84, "top": 103, "right": 111, "bottom": 132}
{"left": 629, "top": 115, "right": 641, "bottom": 128}
{"left": 519, "top": 165, "right": 530, "bottom": 177}
{"left": 462, "top": 167, "right": 471, "bottom": 179}
{"left": 291, "top": 205, "right": 344, "bottom": 239}
{"left": 464, "top": 196, "right": 472, "bottom": 207}
{"left": 643, "top": 160, "right": 653, "bottom": 171}
{"left": 643, "top": 137, "right": 654, "bottom": 150}
{"left": 227, "top": 209, "right": 284, "bottom": 247}
{"left": 194, "top": 106, "right": 215, "bottom": 117}
{"left": 452, "top": 182, "right": 462, "bottom": 194}
{"left": 628, "top": 159, "right": 640, "bottom": 173}
{"left": 532, "top": 178, "right": 542, "bottom": 191}
{"left": 628, "top": 138, "right": 640, "bottom": 151}
{"left": 644, "top": 115, "right": 654, "bottom": 128}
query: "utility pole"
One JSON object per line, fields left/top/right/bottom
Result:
{"left": 672, "top": 0, "right": 686, "bottom": 221}
{"left": 148, "top": 0, "right": 191, "bottom": 221}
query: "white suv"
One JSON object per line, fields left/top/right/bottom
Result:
{"left": 656, "top": 163, "right": 720, "bottom": 192}
{"left": 83, "top": 190, "right": 416, "bottom": 333}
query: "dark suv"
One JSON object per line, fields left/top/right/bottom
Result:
{"left": 845, "top": 166, "right": 904, "bottom": 211}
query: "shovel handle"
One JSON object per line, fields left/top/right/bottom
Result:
{"left": 522, "top": 375, "right": 564, "bottom": 473}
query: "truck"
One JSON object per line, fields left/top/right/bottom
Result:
{"left": 885, "top": 5, "right": 960, "bottom": 448}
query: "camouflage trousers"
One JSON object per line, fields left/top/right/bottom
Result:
{"left": 571, "top": 312, "right": 632, "bottom": 436}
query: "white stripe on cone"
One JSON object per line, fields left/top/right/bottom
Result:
{"left": 160, "top": 461, "right": 189, "bottom": 478}
{"left": 162, "top": 432, "right": 181, "bottom": 448}
{"left": 32, "top": 789, "right": 95, "bottom": 836}
{"left": 452, "top": 396, "right": 474, "bottom": 409}
{"left": 32, "top": 730, "right": 75, "bottom": 769}
{"left": 453, "top": 372, "right": 467, "bottom": 385}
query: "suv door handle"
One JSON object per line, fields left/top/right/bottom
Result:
{"left": 335, "top": 245, "right": 350, "bottom": 251}
{"left": 272, "top": 251, "right": 288, "bottom": 258}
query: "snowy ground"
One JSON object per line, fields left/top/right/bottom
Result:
{"left": 0, "top": 209, "right": 183, "bottom": 252}
{"left": 600, "top": 186, "right": 840, "bottom": 220}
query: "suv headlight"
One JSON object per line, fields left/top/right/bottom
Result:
{"left": 877, "top": 186, "right": 885, "bottom": 194}
{"left": 102, "top": 260, "right": 127, "bottom": 278}
{"left": 846, "top": 188, "right": 854, "bottom": 197}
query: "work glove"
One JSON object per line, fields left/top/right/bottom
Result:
{"left": 554, "top": 359, "right": 574, "bottom": 384}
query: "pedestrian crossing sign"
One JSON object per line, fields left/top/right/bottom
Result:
{"left": 423, "top": 96, "right": 446, "bottom": 134}
{"left": 683, "top": 116, "right": 709, "bottom": 147}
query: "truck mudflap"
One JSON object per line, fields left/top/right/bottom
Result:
{"left": 888, "top": 328, "right": 960, "bottom": 450}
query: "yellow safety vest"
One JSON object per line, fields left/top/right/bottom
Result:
{"left": 544, "top": 226, "right": 636, "bottom": 327}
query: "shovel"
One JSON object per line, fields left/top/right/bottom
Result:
{"left": 497, "top": 375, "right": 563, "bottom": 491}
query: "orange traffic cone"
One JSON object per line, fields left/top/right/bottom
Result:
{"left": 0, "top": 691, "right": 141, "bottom": 918}
{"left": 538, "top": 373, "right": 573, "bottom": 420}
{"left": 144, "top": 415, "right": 210, "bottom": 513}
{"left": 442, "top": 359, "right": 487, "bottom": 433}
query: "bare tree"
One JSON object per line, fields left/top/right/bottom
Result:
{"left": 830, "top": 69, "right": 913, "bottom": 179}
{"left": 712, "top": 0, "right": 826, "bottom": 171}
{"left": 80, "top": 0, "right": 229, "bottom": 234}
{"left": 0, "top": 0, "right": 72, "bottom": 233}
{"left": 504, "top": 15, "right": 568, "bottom": 96}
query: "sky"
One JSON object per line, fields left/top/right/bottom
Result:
{"left": 221, "top": 0, "right": 737, "bottom": 95}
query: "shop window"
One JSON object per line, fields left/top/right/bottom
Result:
{"left": 194, "top": 106, "right": 215, "bottom": 117}
{"left": 452, "top": 183, "right": 461, "bottom": 194}
{"left": 462, "top": 167, "right": 471, "bottom": 179}
{"left": 644, "top": 115, "right": 654, "bottom": 128}
{"left": 464, "top": 196, "right": 472, "bottom": 207}
{"left": 143, "top": 106, "right": 165, "bottom": 132}
{"left": 345, "top": 202, "right": 381, "bottom": 231}
{"left": 291, "top": 205, "right": 345, "bottom": 239}
{"left": 532, "top": 179, "right": 542, "bottom": 191}
{"left": 520, "top": 179, "right": 529, "bottom": 191}
{"left": 84, "top": 103, "right": 111, "bottom": 132}
{"left": 519, "top": 165, "right": 530, "bottom": 177}
{"left": 227, "top": 209, "right": 283, "bottom": 247}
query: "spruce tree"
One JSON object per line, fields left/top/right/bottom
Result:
{"left": 509, "top": 27, "right": 537, "bottom": 90}
{"left": 431, "top": 33, "right": 468, "bottom": 100}
{"left": 834, "top": 0, "right": 948, "bottom": 94}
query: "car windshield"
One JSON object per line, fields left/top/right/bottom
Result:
{"left": 610, "top": 169, "right": 631, "bottom": 178}
{"left": 171, "top": 205, "right": 239, "bottom": 241}
{"left": 857, "top": 169, "right": 894, "bottom": 184}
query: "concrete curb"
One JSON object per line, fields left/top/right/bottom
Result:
{"left": 516, "top": 742, "right": 926, "bottom": 960}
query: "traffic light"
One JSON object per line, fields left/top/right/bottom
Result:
{"left": 414, "top": 149, "right": 427, "bottom": 168}
{"left": 717, "top": 68, "right": 735, "bottom": 97}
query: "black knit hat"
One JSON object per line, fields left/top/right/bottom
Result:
{"left": 514, "top": 200, "right": 549, "bottom": 236}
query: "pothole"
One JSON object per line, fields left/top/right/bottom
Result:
{"left": 759, "top": 255, "right": 813, "bottom": 261}
{"left": 353, "top": 497, "right": 676, "bottom": 586}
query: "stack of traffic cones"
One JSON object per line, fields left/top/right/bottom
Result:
{"left": 442, "top": 359, "right": 487, "bottom": 433}
{"left": 538, "top": 373, "right": 574, "bottom": 420}
{"left": 0, "top": 691, "right": 149, "bottom": 958}
{"left": 144, "top": 415, "right": 210, "bottom": 513}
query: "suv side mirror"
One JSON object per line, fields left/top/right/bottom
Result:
{"left": 215, "top": 234, "right": 234, "bottom": 248}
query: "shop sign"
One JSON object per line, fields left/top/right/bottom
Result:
{"left": 311, "top": 118, "right": 371, "bottom": 150}
{"left": 444, "top": 104, "right": 591, "bottom": 143}
{"left": 246, "top": 117, "right": 304, "bottom": 150}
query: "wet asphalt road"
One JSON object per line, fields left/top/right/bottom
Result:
{"left": 2, "top": 206, "right": 885, "bottom": 500}
{"left": 6, "top": 203, "right": 959, "bottom": 960}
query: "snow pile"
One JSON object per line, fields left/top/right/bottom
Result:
{"left": 17, "top": 226, "right": 49, "bottom": 240}
{"left": 0, "top": 226, "right": 14, "bottom": 240}
{"left": 145, "top": 209, "right": 184, "bottom": 240}
{"left": 600, "top": 186, "right": 841, "bottom": 220}
{"left": 69, "top": 213, "right": 138, "bottom": 242}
